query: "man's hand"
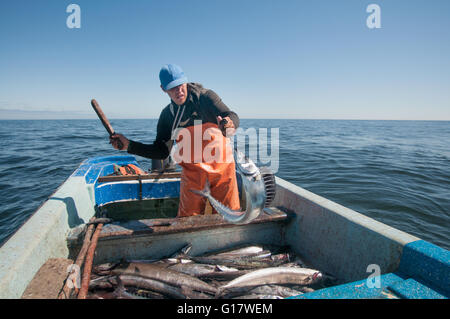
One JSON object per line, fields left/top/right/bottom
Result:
{"left": 217, "top": 116, "right": 235, "bottom": 137}
{"left": 109, "top": 133, "right": 130, "bottom": 151}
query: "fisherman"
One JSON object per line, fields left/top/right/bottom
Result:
{"left": 110, "top": 64, "right": 241, "bottom": 217}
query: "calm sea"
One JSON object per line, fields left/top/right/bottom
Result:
{"left": 0, "top": 119, "right": 449, "bottom": 250}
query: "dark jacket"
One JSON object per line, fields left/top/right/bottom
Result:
{"left": 127, "top": 83, "right": 240, "bottom": 159}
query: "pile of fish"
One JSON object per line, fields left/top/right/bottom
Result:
{"left": 87, "top": 245, "right": 334, "bottom": 299}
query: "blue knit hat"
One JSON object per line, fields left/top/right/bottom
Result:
{"left": 159, "top": 64, "right": 188, "bottom": 91}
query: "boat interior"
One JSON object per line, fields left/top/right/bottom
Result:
{"left": 3, "top": 156, "right": 446, "bottom": 299}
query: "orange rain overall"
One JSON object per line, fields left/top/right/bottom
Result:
{"left": 173, "top": 122, "right": 240, "bottom": 217}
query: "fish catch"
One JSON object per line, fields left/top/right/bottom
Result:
{"left": 190, "top": 149, "right": 276, "bottom": 224}
{"left": 87, "top": 244, "right": 333, "bottom": 299}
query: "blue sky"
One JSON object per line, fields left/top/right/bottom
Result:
{"left": 0, "top": 0, "right": 449, "bottom": 120}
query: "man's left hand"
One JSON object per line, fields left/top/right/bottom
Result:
{"left": 217, "top": 116, "right": 235, "bottom": 137}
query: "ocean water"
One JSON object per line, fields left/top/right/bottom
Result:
{"left": 0, "top": 119, "right": 449, "bottom": 250}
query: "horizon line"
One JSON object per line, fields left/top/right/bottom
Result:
{"left": 1, "top": 117, "right": 449, "bottom": 122}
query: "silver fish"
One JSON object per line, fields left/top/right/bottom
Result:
{"left": 225, "top": 284, "right": 303, "bottom": 299}
{"left": 111, "top": 262, "right": 218, "bottom": 294}
{"left": 215, "top": 265, "right": 240, "bottom": 272}
{"left": 196, "top": 270, "right": 251, "bottom": 281}
{"left": 89, "top": 275, "right": 116, "bottom": 290}
{"left": 127, "top": 288, "right": 166, "bottom": 299}
{"left": 127, "top": 243, "right": 192, "bottom": 264}
{"left": 118, "top": 274, "right": 187, "bottom": 299}
{"left": 219, "top": 267, "right": 323, "bottom": 292}
{"left": 212, "top": 245, "right": 264, "bottom": 256}
{"left": 112, "top": 277, "right": 149, "bottom": 299}
{"left": 172, "top": 243, "right": 193, "bottom": 257}
{"left": 93, "top": 262, "right": 121, "bottom": 275}
{"left": 187, "top": 253, "right": 289, "bottom": 270}
{"left": 190, "top": 150, "right": 275, "bottom": 224}
{"left": 232, "top": 294, "right": 284, "bottom": 299}
{"left": 168, "top": 263, "right": 223, "bottom": 277}
{"left": 90, "top": 274, "right": 204, "bottom": 299}
{"left": 168, "top": 263, "right": 242, "bottom": 278}
{"left": 208, "top": 249, "right": 272, "bottom": 260}
{"left": 205, "top": 245, "right": 266, "bottom": 259}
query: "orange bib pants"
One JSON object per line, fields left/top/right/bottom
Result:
{"left": 174, "top": 123, "right": 240, "bottom": 217}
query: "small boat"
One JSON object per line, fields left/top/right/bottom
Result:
{"left": 0, "top": 155, "right": 448, "bottom": 299}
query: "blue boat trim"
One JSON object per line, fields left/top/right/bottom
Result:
{"left": 396, "top": 240, "right": 450, "bottom": 297}
{"left": 288, "top": 273, "right": 405, "bottom": 299}
{"left": 291, "top": 240, "right": 449, "bottom": 299}
{"left": 73, "top": 155, "right": 181, "bottom": 206}
{"left": 388, "top": 278, "right": 446, "bottom": 299}
{"left": 95, "top": 180, "right": 180, "bottom": 206}
{"left": 72, "top": 155, "right": 139, "bottom": 184}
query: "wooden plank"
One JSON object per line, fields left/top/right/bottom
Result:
{"left": 98, "top": 207, "right": 289, "bottom": 240}
{"left": 97, "top": 171, "right": 182, "bottom": 183}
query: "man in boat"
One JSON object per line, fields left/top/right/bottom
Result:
{"left": 110, "top": 64, "right": 241, "bottom": 217}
